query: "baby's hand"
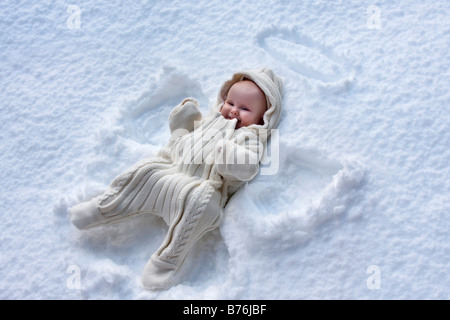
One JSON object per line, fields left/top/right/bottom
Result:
{"left": 169, "top": 98, "right": 202, "bottom": 134}
{"left": 214, "top": 139, "right": 260, "bottom": 182}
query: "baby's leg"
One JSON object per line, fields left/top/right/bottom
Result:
{"left": 69, "top": 194, "right": 148, "bottom": 230}
{"left": 141, "top": 189, "right": 222, "bottom": 289}
{"left": 69, "top": 159, "right": 168, "bottom": 230}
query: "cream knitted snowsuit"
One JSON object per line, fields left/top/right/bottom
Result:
{"left": 69, "top": 68, "right": 283, "bottom": 289}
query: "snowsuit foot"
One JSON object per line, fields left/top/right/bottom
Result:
{"left": 69, "top": 198, "right": 106, "bottom": 230}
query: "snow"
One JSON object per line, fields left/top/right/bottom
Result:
{"left": 0, "top": 0, "right": 448, "bottom": 299}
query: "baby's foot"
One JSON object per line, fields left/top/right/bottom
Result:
{"left": 69, "top": 198, "right": 105, "bottom": 230}
{"left": 141, "top": 255, "right": 179, "bottom": 290}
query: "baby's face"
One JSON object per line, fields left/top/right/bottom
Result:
{"left": 221, "top": 80, "right": 267, "bottom": 129}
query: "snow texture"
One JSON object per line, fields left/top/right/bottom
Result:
{"left": 0, "top": 0, "right": 448, "bottom": 299}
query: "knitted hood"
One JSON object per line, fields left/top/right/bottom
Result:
{"left": 215, "top": 68, "right": 283, "bottom": 135}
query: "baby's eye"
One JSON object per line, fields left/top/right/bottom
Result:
{"left": 227, "top": 101, "right": 234, "bottom": 106}
{"left": 240, "top": 106, "right": 249, "bottom": 111}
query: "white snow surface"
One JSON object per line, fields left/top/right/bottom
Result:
{"left": 1, "top": 0, "right": 449, "bottom": 299}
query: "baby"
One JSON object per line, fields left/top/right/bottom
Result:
{"left": 69, "top": 68, "right": 283, "bottom": 289}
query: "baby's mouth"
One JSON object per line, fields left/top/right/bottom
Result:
{"left": 231, "top": 118, "right": 240, "bottom": 124}
{"left": 225, "top": 115, "right": 240, "bottom": 127}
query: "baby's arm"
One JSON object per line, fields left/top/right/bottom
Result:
{"left": 214, "top": 131, "right": 263, "bottom": 182}
{"left": 157, "top": 98, "right": 202, "bottom": 161}
{"left": 169, "top": 98, "right": 202, "bottom": 135}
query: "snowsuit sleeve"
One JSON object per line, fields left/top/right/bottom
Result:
{"left": 214, "top": 130, "right": 263, "bottom": 182}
